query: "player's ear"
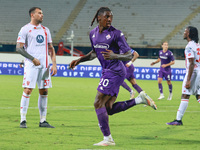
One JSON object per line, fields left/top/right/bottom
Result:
{"left": 30, "top": 13, "right": 34, "bottom": 18}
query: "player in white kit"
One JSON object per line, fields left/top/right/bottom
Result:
{"left": 167, "top": 26, "right": 200, "bottom": 125}
{"left": 16, "top": 7, "right": 57, "bottom": 128}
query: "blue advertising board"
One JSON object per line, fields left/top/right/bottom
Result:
{"left": 0, "top": 62, "right": 186, "bottom": 81}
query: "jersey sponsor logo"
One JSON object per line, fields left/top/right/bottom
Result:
{"left": 188, "top": 53, "right": 191, "bottom": 56}
{"left": 92, "top": 34, "right": 95, "bottom": 38}
{"left": 36, "top": 35, "right": 44, "bottom": 43}
{"left": 17, "top": 37, "right": 21, "bottom": 41}
{"left": 120, "top": 32, "right": 124, "bottom": 36}
{"left": 94, "top": 43, "right": 109, "bottom": 49}
{"left": 160, "top": 56, "right": 167, "bottom": 59}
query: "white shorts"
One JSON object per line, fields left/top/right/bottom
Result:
{"left": 182, "top": 70, "right": 200, "bottom": 95}
{"left": 22, "top": 62, "right": 52, "bottom": 89}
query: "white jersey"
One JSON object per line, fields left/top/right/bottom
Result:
{"left": 17, "top": 23, "right": 52, "bottom": 68}
{"left": 182, "top": 41, "right": 200, "bottom": 95}
{"left": 185, "top": 40, "right": 200, "bottom": 72}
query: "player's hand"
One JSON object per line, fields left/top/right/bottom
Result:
{"left": 185, "top": 80, "right": 191, "bottom": 89}
{"left": 101, "top": 49, "right": 117, "bottom": 60}
{"left": 161, "top": 64, "right": 167, "bottom": 68}
{"left": 69, "top": 60, "right": 79, "bottom": 70}
{"left": 32, "top": 58, "right": 40, "bottom": 66}
{"left": 150, "top": 62, "right": 155, "bottom": 66}
{"left": 50, "top": 64, "right": 57, "bottom": 76}
{"left": 125, "top": 61, "right": 132, "bottom": 67}
{"left": 126, "top": 63, "right": 130, "bottom": 67}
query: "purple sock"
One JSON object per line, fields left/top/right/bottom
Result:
{"left": 121, "top": 81, "right": 132, "bottom": 92}
{"left": 107, "top": 99, "right": 136, "bottom": 115}
{"left": 158, "top": 83, "right": 163, "bottom": 94}
{"left": 168, "top": 84, "right": 172, "bottom": 93}
{"left": 132, "top": 84, "right": 143, "bottom": 93}
{"left": 95, "top": 107, "right": 110, "bottom": 136}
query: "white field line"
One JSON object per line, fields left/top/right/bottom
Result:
{"left": 0, "top": 105, "right": 200, "bottom": 112}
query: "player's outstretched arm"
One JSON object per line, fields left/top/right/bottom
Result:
{"left": 16, "top": 42, "right": 40, "bottom": 66}
{"left": 48, "top": 43, "right": 57, "bottom": 76}
{"left": 151, "top": 58, "right": 161, "bottom": 66}
{"left": 69, "top": 50, "right": 96, "bottom": 70}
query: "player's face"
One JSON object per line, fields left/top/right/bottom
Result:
{"left": 162, "top": 42, "right": 168, "bottom": 51}
{"left": 98, "top": 11, "right": 113, "bottom": 28}
{"left": 32, "top": 8, "right": 43, "bottom": 24}
{"left": 183, "top": 28, "right": 189, "bottom": 40}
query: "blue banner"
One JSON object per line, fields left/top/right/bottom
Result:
{"left": 0, "top": 62, "right": 186, "bottom": 81}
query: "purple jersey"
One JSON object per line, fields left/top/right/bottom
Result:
{"left": 90, "top": 26, "right": 131, "bottom": 76}
{"left": 159, "top": 50, "right": 174, "bottom": 72}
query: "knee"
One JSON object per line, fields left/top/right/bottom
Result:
{"left": 105, "top": 101, "right": 113, "bottom": 110}
{"left": 24, "top": 88, "right": 33, "bottom": 95}
{"left": 105, "top": 101, "right": 114, "bottom": 115}
{"left": 106, "top": 108, "right": 112, "bottom": 115}
{"left": 39, "top": 89, "right": 48, "bottom": 95}
{"left": 196, "top": 95, "right": 200, "bottom": 100}
{"left": 167, "top": 81, "right": 171, "bottom": 85}
{"left": 106, "top": 106, "right": 113, "bottom": 115}
{"left": 94, "top": 100, "right": 103, "bottom": 109}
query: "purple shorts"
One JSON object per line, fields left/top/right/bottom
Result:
{"left": 97, "top": 70, "right": 125, "bottom": 97}
{"left": 158, "top": 69, "right": 171, "bottom": 81}
{"left": 126, "top": 64, "right": 135, "bottom": 81}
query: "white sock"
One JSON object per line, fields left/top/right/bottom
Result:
{"left": 104, "top": 134, "right": 113, "bottom": 141}
{"left": 176, "top": 99, "right": 189, "bottom": 120}
{"left": 38, "top": 94, "right": 48, "bottom": 123}
{"left": 197, "top": 99, "right": 200, "bottom": 103}
{"left": 20, "top": 92, "right": 30, "bottom": 122}
{"left": 135, "top": 96, "right": 143, "bottom": 104}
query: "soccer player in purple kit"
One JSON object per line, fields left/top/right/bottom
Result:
{"left": 69, "top": 7, "right": 157, "bottom": 146}
{"left": 121, "top": 48, "right": 143, "bottom": 99}
{"left": 151, "top": 41, "right": 175, "bottom": 100}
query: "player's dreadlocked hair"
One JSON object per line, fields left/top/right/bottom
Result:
{"left": 90, "top": 7, "right": 111, "bottom": 27}
{"left": 188, "top": 26, "right": 199, "bottom": 43}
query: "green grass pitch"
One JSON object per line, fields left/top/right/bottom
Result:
{"left": 0, "top": 75, "right": 200, "bottom": 150}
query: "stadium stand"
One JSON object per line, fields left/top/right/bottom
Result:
{"left": 0, "top": 0, "right": 199, "bottom": 49}
{"left": 169, "top": 12, "right": 200, "bottom": 47}
{"left": 64, "top": 0, "right": 200, "bottom": 48}
{"left": 0, "top": 0, "right": 79, "bottom": 44}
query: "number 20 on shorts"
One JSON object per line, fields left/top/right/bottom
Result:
{"left": 99, "top": 78, "right": 109, "bottom": 87}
